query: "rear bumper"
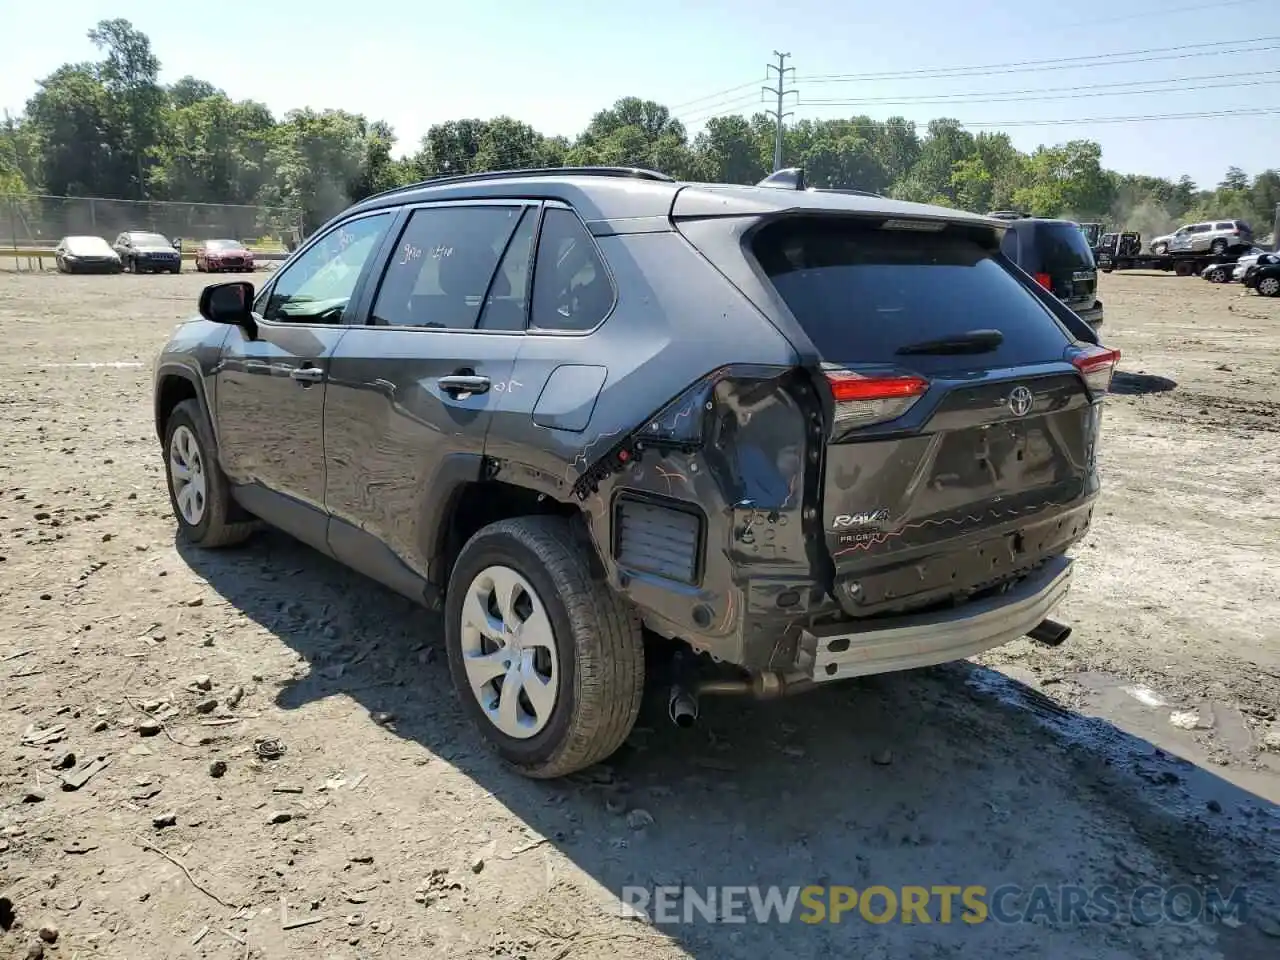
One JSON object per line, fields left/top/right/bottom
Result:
{"left": 801, "top": 555, "right": 1072, "bottom": 682}
{"left": 1074, "top": 300, "right": 1103, "bottom": 329}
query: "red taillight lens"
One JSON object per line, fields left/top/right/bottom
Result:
{"left": 1034, "top": 272, "right": 1052, "bottom": 291}
{"left": 825, "top": 370, "right": 929, "bottom": 430}
{"left": 1069, "top": 344, "right": 1120, "bottom": 395}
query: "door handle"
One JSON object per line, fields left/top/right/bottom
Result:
{"left": 290, "top": 366, "right": 325, "bottom": 384}
{"left": 437, "top": 374, "right": 491, "bottom": 397}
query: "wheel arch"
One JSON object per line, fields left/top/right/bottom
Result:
{"left": 155, "top": 365, "right": 218, "bottom": 457}
{"left": 423, "top": 460, "right": 596, "bottom": 594}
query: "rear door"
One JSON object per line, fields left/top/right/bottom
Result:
{"left": 1035, "top": 222, "right": 1097, "bottom": 314}
{"left": 746, "top": 216, "right": 1108, "bottom": 612}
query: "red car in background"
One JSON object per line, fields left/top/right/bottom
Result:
{"left": 194, "top": 239, "right": 255, "bottom": 273}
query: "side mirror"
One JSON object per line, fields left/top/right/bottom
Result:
{"left": 199, "top": 281, "right": 256, "bottom": 334}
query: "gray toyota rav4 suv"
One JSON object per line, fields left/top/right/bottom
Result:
{"left": 153, "top": 166, "right": 1118, "bottom": 778}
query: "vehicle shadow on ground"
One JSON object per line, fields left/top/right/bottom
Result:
{"left": 177, "top": 531, "right": 1279, "bottom": 958}
{"left": 1110, "top": 371, "right": 1179, "bottom": 396}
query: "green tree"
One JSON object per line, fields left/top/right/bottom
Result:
{"left": 88, "top": 18, "right": 166, "bottom": 198}
{"left": 23, "top": 64, "right": 114, "bottom": 196}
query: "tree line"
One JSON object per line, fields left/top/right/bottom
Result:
{"left": 2, "top": 18, "right": 1277, "bottom": 238}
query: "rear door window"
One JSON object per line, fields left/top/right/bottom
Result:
{"left": 1036, "top": 223, "right": 1096, "bottom": 274}
{"left": 371, "top": 205, "right": 525, "bottom": 329}
{"left": 751, "top": 217, "right": 1073, "bottom": 374}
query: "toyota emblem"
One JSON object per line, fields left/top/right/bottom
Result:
{"left": 1008, "top": 385, "right": 1034, "bottom": 417}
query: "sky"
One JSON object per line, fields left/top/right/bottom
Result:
{"left": 2, "top": 0, "right": 1278, "bottom": 188}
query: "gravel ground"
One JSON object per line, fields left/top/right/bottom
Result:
{"left": 0, "top": 269, "right": 1277, "bottom": 960}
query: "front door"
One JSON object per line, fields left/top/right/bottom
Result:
{"left": 323, "top": 201, "right": 538, "bottom": 596}
{"left": 214, "top": 210, "right": 396, "bottom": 551}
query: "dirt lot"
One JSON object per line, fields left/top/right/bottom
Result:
{"left": 1, "top": 269, "right": 1278, "bottom": 960}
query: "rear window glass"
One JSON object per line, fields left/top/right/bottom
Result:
{"left": 1036, "top": 223, "right": 1096, "bottom": 273}
{"left": 752, "top": 217, "right": 1073, "bottom": 373}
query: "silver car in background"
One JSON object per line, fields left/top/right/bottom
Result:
{"left": 54, "top": 235, "right": 123, "bottom": 274}
{"left": 1232, "top": 248, "right": 1274, "bottom": 281}
{"left": 1149, "top": 220, "right": 1253, "bottom": 256}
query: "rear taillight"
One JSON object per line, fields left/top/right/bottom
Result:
{"left": 1034, "top": 272, "right": 1052, "bottom": 291}
{"left": 825, "top": 370, "right": 929, "bottom": 430}
{"left": 1069, "top": 344, "right": 1120, "bottom": 395}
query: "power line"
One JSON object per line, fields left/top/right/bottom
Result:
{"left": 1056, "top": 0, "right": 1264, "bottom": 29}
{"left": 799, "top": 67, "right": 1280, "bottom": 104}
{"left": 798, "top": 35, "right": 1280, "bottom": 84}
{"left": 801, "top": 72, "right": 1280, "bottom": 107}
{"left": 679, "top": 92, "right": 768, "bottom": 124}
{"left": 877, "top": 107, "right": 1280, "bottom": 128}
{"left": 685, "top": 105, "right": 1280, "bottom": 133}
{"left": 669, "top": 80, "right": 763, "bottom": 112}
{"left": 763, "top": 52, "right": 797, "bottom": 171}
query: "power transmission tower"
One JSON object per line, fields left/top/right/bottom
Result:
{"left": 763, "top": 52, "right": 797, "bottom": 172}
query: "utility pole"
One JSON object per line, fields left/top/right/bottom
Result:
{"left": 763, "top": 52, "right": 797, "bottom": 172}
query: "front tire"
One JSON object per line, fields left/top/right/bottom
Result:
{"left": 1209, "top": 268, "right": 1227, "bottom": 283}
{"left": 163, "top": 399, "right": 256, "bottom": 548}
{"left": 1152, "top": 243, "right": 1168, "bottom": 256}
{"left": 445, "top": 516, "right": 644, "bottom": 779}
{"left": 1257, "top": 276, "right": 1280, "bottom": 297}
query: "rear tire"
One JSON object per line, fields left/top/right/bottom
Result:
{"left": 1258, "top": 277, "right": 1280, "bottom": 297}
{"left": 163, "top": 399, "right": 256, "bottom": 548}
{"left": 444, "top": 516, "right": 645, "bottom": 779}
{"left": 1210, "top": 238, "right": 1227, "bottom": 255}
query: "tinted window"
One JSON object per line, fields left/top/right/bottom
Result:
{"left": 752, "top": 218, "right": 1072, "bottom": 374}
{"left": 1190, "top": 224, "right": 1211, "bottom": 233}
{"left": 261, "top": 213, "right": 392, "bottom": 324}
{"left": 530, "top": 208, "right": 614, "bottom": 332}
{"left": 1036, "top": 223, "right": 1095, "bottom": 273}
{"left": 998, "top": 228, "right": 1019, "bottom": 260}
{"left": 372, "top": 205, "right": 524, "bottom": 329}
{"left": 1215, "top": 223, "right": 1234, "bottom": 231}
{"left": 478, "top": 208, "right": 538, "bottom": 332}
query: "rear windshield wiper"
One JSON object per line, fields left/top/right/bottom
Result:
{"left": 895, "top": 329, "right": 1004, "bottom": 356}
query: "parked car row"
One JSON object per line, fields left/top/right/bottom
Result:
{"left": 1200, "top": 248, "right": 1276, "bottom": 284}
{"left": 52, "top": 233, "right": 256, "bottom": 275}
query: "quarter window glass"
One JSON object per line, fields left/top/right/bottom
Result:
{"left": 262, "top": 213, "right": 392, "bottom": 324}
{"left": 372, "top": 205, "right": 524, "bottom": 329}
{"left": 530, "top": 208, "right": 614, "bottom": 332}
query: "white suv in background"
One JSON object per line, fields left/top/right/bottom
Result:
{"left": 1148, "top": 220, "right": 1253, "bottom": 256}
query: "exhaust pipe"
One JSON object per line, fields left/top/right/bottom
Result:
{"left": 668, "top": 686, "right": 699, "bottom": 728}
{"left": 1027, "top": 618, "right": 1072, "bottom": 647}
{"left": 667, "top": 672, "right": 820, "bottom": 728}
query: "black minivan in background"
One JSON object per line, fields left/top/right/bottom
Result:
{"left": 992, "top": 213, "right": 1104, "bottom": 331}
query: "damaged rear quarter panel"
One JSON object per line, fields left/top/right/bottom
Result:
{"left": 486, "top": 227, "right": 822, "bottom": 666}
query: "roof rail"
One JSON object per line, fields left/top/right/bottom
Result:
{"left": 987, "top": 210, "right": 1030, "bottom": 220}
{"left": 364, "top": 166, "right": 676, "bottom": 203}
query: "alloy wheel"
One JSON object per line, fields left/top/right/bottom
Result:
{"left": 458, "top": 565, "right": 560, "bottom": 739}
{"left": 1260, "top": 277, "right": 1280, "bottom": 297}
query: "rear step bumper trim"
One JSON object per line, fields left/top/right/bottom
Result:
{"left": 804, "top": 555, "right": 1072, "bottom": 682}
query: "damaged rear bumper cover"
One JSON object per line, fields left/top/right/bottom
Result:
{"left": 802, "top": 556, "right": 1073, "bottom": 682}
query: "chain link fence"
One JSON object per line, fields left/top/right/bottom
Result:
{"left": 3, "top": 195, "right": 304, "bottom": 251}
